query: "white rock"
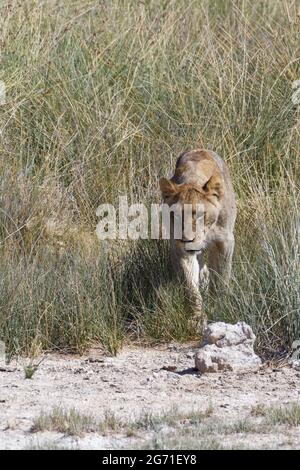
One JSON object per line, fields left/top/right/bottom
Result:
{"left": 290, "top": 359, "right": 300, "bottom": 371}
{"left": 203, "top": 321, "right": 255, "bottom": 347}
{"left": 195, "top": 321, "right": 262, "bottom": 373}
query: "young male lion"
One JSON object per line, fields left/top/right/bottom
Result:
{"left": 159, "top": 149, "right": 236, "bottom": 329}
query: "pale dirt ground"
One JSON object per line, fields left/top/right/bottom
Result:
{"left": 1, "top": 343, "right": 300, "bottom": 450}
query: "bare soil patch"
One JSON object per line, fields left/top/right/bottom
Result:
{"left": 1, "top": 344, "right": 299, "bottom": 449}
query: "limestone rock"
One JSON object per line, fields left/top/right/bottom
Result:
{"left": 290, "top": 359, "right": 300, "bottom": 371}
{"left": 195, "top": 321, "right": 261, "bottom": 373}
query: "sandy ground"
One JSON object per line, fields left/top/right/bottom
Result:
{"left": 1, "top": 343, "right": 300, "bottom": 450}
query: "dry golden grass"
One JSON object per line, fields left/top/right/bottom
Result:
{"left": 0, "top": 0, "right": 299, "bottom": 357}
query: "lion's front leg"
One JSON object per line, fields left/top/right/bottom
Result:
{"left": 197, "top": 253, "right": 210, "bottom": 291}
{"left": 208, "top": 235, "right": 235, "bottom": 291}
{"left": 171, "top": 244, "right": 206, "bottom": 331}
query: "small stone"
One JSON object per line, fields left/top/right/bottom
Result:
{"left": 162, "top": 365, "right": 177, "bottom": 372}
{"left": 85, "top": 357, "right": 104, "bottom": 363}
{"left": 290, "top": 360, "right": 300, "bottom": 371}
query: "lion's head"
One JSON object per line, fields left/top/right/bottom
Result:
{"left": 159, "top": 173, "right": 224, "bottom": 252}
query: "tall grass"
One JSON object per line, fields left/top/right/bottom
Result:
{"left": 0, "top": 0, "right": 299, "bottom": 357}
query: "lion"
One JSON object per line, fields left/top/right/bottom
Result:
{"left": 159, "top": 149, "right": 236, "bottom": 329}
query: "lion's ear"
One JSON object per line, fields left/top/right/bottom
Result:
{"left": 159, "top": 177, "right": 178, "bottom": 200}
{"left": 203, "top": 174, "right": 224, "bottom": 199}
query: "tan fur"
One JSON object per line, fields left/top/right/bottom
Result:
{"left": 160, "top": 149, "right": 236, "bottom": 330}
